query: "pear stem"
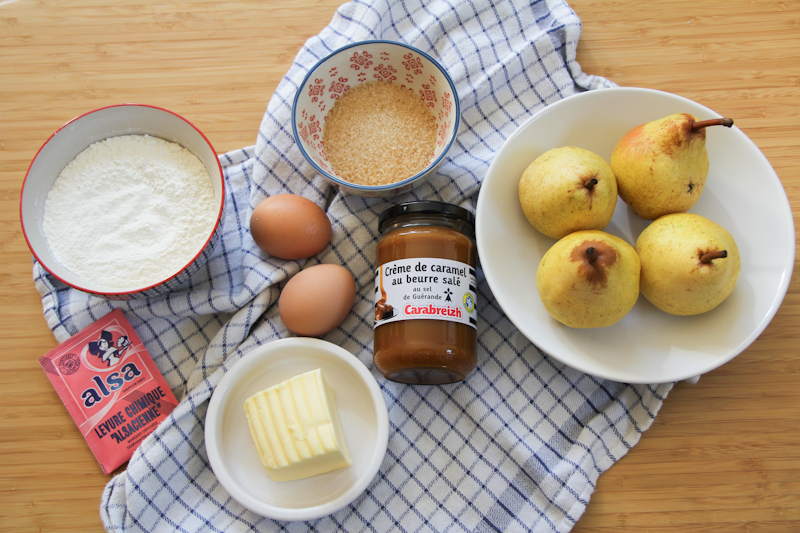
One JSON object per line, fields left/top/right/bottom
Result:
{"left": 700, "top": 250, "right": 728, "bottom": 264}
{"left": 584, "top": 177, "right": 598, "bottom": 190}
{"left": 691, "top": 118, "right": 734, "bottom": 131}
{"left": 585, "top": 246, "right": 598, "bottom": 263}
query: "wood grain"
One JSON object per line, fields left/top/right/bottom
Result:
{"left": 1, "top": 0, "right": 798, "bottom": 531}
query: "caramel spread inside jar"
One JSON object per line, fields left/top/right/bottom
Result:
{"left": 374, "top": 201, "right": 478, "bottom": 385}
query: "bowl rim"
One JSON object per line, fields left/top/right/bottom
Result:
{"left": 19, "top": 103, "right": 225, "bottom": 297}
{"left": 204, "top": 337, "right": 390, "bottom": 521}
{"left": 291, "top": 39, "right": 461, "bottom": 193}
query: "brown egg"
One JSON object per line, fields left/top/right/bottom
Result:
{"left": 250, "top": 194, "right": 332, "bottom": 260}
{"left": 278, "top": 264, "right": 356, "bottom": 337}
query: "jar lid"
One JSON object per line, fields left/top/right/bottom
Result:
{"left": 378, "top": 200, "right": 475, "bottom": 234}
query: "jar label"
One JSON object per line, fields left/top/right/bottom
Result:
{"left": 374, "top": 258, "right": 477, "bottom": 329}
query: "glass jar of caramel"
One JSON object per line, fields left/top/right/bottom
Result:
{"left": 373, "top": 201, "right": 478, "bottom": 385}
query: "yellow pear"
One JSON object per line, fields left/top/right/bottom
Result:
{"left": 537, "top": 230, "right": 640, "bottom": 328}
{"left": 519, "top": 146, "right": 617, "bottom": 239}
{"left": 635, "top": 213, "right": 741, "bottom": 315}
{"left": 610, "top": 113, "right": 734, "bottom": 220}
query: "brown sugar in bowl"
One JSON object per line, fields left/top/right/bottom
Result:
{"left": 292, "top": 40, "right": 460, "bottom": 198}
{"left": 323, "top": 81, "right": 438, "bottom": 188}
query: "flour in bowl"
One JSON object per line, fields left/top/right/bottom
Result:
{"left": 43, "top": 134, "right": 218, "bottom": 291}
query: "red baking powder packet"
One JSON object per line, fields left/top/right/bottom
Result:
{"left": 38, "top": 308, "right": 178, "bottom": 475}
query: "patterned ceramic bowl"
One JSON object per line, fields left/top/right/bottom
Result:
{"left": 292, "top": 40, "right": 460, "bottom": 197}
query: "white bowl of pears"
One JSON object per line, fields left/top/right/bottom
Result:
{"left": 476, "top": 87, "right": 795, "bottom": 384}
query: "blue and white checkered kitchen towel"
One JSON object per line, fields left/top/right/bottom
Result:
{"left": 34, "top": 1, "right": 675, "bottom": 531}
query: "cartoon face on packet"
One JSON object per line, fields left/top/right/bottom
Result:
{"left": 88, "top": 330, "right": 130, "bottom": 367}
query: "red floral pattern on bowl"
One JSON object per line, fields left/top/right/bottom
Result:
{"left": 292, "top": 40, "right": 460, "bottom": 197}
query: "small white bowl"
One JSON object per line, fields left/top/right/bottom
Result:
{"left": 292, "top": 40, "right": 460, "bottom": 197}
{"left": 205, "top": 338, "right": 389, "bottom": 522}
{"left": 19, "top": 104, "right": 225, "bottom": 300}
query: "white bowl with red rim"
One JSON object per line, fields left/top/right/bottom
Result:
{"left": 292, "top": 40, "right": 460, "bottom": 197}
{"left": 20, "top": 104, "right": 225, "bottom": 300}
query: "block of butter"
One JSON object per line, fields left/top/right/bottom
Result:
{"left": 244, "top": 368, "right": 352, "bottom": 482}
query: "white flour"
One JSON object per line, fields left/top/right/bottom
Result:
{"left": 43, "top": 134, "right": 217, "bottom": 291}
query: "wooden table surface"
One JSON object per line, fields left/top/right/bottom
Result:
{"left": 1, "top": 1, "right": 798, "bottom": 531}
